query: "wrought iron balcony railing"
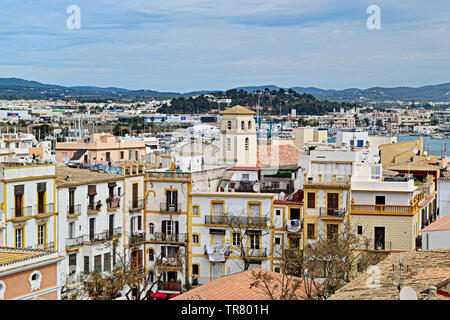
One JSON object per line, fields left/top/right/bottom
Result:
{"left": 160, "top": 203, "right": 181, "bottom": 213}
{"left": 67, "top": 204, "right": 82, "bottom": 215}
{"left": 205, "top": 215, "right": 268, "bottom": 227}
{"left": 148, "top": 232, "right": 188, "bottom": 243}
{"left": 129, "top": 199, "right": 145, "bottom": 211}
{"left": 129, "top": 232, "right": 146, "bottom": 244}
{"left": 35, "top": 203, "right": 55, "bottom": 215}
{"left": 12, "top": 206, "right": 32, "bottom": 218}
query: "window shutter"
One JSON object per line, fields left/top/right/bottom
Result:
{"left": 14, "top": 185, "right": 24, "bottom": 196}
{"left": 131, "top": 217, "right": 135, "bottom": 234}
{"left": 88, "top": 185, "right": 97, "bottom": 196}
{"left": 37, "top": 182, "right": 46, "bottom": 193}
{"left": 175, "top": 221, "right": 179, "bottom": 234}
{"left": 162, "top": 221, "right": 167, "bottom": 234}
{"left": 161, "top": 246, "right": 166, "bottom": 258}
{"left": 137, "top": 215, "right": 142, "bottom": 231}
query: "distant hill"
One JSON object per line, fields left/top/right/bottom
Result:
{"left": 0, "top": 77, "right": 448, "bottom": 103}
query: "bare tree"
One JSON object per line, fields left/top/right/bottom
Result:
{"left": 215, "top": 209, "right": 273, "bottom": 271}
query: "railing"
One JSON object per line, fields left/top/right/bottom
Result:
{"left": 244, "top": 247, "right": 267, "bottom": 258}
{"left": 67, "top": 204, "right": 82, "bottom": 215}
{"left": 147, "top": 172, "right": 191, "bottom": 181}
{"left": 88, "top": 202, "right": 103, "bottom": 212}
{"left": 149, "top": 232, "right": 188, "bottom": 243}
{"left": 129, "top": 199, "right": 145, "bottom": 211}
{"left": 156, "top": 256, "right": 183, "bottom": 268}
{"left": 373, "top": 241, "right": 392, "bottom": 251}
{"left": 87, "top": 227, "right": 122, "bottom": 242}
{"left": 205, "top": 215, "right": 268, "bottom": 227}
{"left": 107, "top": 197, "right": 120, "bottom": 209}
{"left": 160, "top": 202, "right": 181, "bottom": 213}
{"left": 129, "top": 232, "right": 146, "bottom": 244}
{"left": 319, "top": 208, "right": 347, "bottom": 218}
{"left": 66, "top": 272, "right": 87, "bottom": 285}
{"left": 66, "top": 235, "right": 84, "bottom": 248}
{"left": 159, "top": 281, "right": 182, "bottom": 291}
{"left": 351, "top": 204, "right": 416, "bottom": 215}
{"left": 12, "top": 206, "right": 33, "bottom": 218}
{"left": 35, "top": 203, "right": 55, "bottom": 215}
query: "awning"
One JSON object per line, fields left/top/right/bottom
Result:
{"left": 209, "top": 228, "right": 226, "bottom": 235}
{"left": 37, "top": 182, "right": 46, "bottom": 193}
{"left": 14, "top": 185, "right": 24, "bottom": 196}
{"left": 150, "top": 292, "right": 168, "bottom": 299}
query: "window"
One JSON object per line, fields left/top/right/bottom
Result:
{"left": 29, "top": 271, "right": 42, "bottom": 291}
{"left": 274, "top": 237, "right": 281, "bottom": 245}
{"left": 192, "top": 264, "right": 199, "bottom": 276}
{"left": 242, "top": 174, "right": 249, "bottom": 180}
{"left": 120, "top": 151, "right": 124, "bottom": 159}
{"left": 241, "top": 121, "right": 245, "bottom": 130}
{"left": 148, "top": 223, "right": 154, "bottom": 234}
{"left": 290, "top": 208, "right": 300, "bottom": 220}
{"left": 104, "top": 253, "right": 111, "bottom": 272}
{"left": 357, "top": 226, "right": 363, "bottom": 235}
{"left": 227, "top": 121, "right": 232, "bottom": 130}
{"left": 276, "top": 209, "right": 281, "bottom": 216}
{"left": 232, "top": 232, "right": 241, "bottom": 247}
{"left": 94, "top": 255, "right": 102, "bottom": 272}
{"left": 327, "top": 224, "right": 338, "bottom": 240}
{"left": 274, "top": 266, "right": 281, "bottom": 273}
{"left": 15, "top": 227, "right": 24, "bottom": 248}
{"left": 193, "top": 205, "right": 200, "bottom": 216}
{"left": 307, "top": 223, "right": 315, "bottom": 239}
{"left": 249, "top": 234, "right": 260, "bottom": 250}
{"left": 226, "top": 138, "right": 231, "bottom": 151}
{"left": 106, "top": 152, "right": 111, "bottom": 162}
{"left": 307, "top": 193, "right": 315, "bottom": 209}
{"left": 212, "top": 202, "right": 224, "bottom": 216}
{"left": 249, "top": 203, "right": 260, "bottom": 217}
{"left": 148, "top": 249, "right": 154, "bottom": 261}
{"left": 37, "top": 183, "right": 46, "bottom": 214}
{"left": 69, "top": 253, "right": 77, "bottom": 274}
{"left": 245, "top": 137, "right": 249, "bottom": 150}
{"left": 68, "top": 221, "right": 75, "bottom": 239}
{"left": 0, "top": 280, "right": 6, "bottom": 300}
{"left": 14, "top": 185, "right": 24, "bottom": 217}
{"left": 248, "top": 120, "right": 252, "bottom": 129}
{"left": 38, "top": 224, "right": 46, "bottom": 248}
{"left": 192, "top": 234, "right": 199, "bottom": 244}
{"left": 375, "top": 196, "right": 385, "bottom": 205}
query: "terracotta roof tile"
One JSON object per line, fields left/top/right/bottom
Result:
{"left": 257, "top": 145, "right": 302, "bottom": 168}
{"left": 421, "top": 216, "right": 450, "bottom": 232}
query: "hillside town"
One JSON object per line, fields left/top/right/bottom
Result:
{"left": 0, "top": 100, "right": 448, "bottom": 301}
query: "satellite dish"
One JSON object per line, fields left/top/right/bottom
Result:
{"left": 423, "top": 151, "right": 428, "bottom": 156}
{"left": 279, "top": 192, "right": 285, "bottom": 199}
{"left": 63, "top": 157, "right": 69, "bottom": 164}
{"left": 412, "top": 147, "right": 418, "bottom": 155}
{"left": 399, "top": 287, "right": 418, "bottom": 300}
{"left": 252, "top": 184, "right": 259, "bottom": 192}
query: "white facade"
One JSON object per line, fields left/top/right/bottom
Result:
{"left": 336, "top": 131, "right": 369, "bottom": 148}
{"left": 421, "top": 229, "right": 450, "bottom": 250}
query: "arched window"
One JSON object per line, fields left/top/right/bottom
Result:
{"left": 29, "top": 270, "right": 42, "bottom": 292}
{"left": 248, "top": 120, "right": 252, "bottom": 129}
{"left": 227, "top": 121, "right": 232, "bottom": 130}
{"left": 227, "top": 138, "right": 231, "bottom": 151}
{"left": 148, "top": 249, "right": 154, "bottom": 261}
{"left": 148, "top": 223, "right": 154, "bottom": 234}
{"left": 241, "top": 121, "right": 245, "bottom": 130}
{"left": 245, "top": 137, "right": 249, "bottom": 151}
{"left": 0, "top": 280, "right": 6, "bottom": 300}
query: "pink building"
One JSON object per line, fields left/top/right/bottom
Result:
{"left": 55, "top": 133, "right": 147, "bottom": 165}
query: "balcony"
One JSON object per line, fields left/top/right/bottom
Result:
{"left": 286, "top": 219, "right": 303, "bottom": 233}
{"left": 319, "top": 208, "right": 347, "bottom": 219}
{"left": 159, "top": 280, "right": 182, "bottom": 291}
{"left": 35, "top": 203, "right": 55, "bottom": 216}
{"left": 205, "top": 215, "right": 268, "bottom": 227}
{"left": 156, "top": 256, "right": 183, "bottom": 269}
{"left": 129, "top": 232, "right": 146, "bottom": 245}
{"left": 147, "top": 171, "right": 191, "bottom": 182}
{"left": 149, "top": 232, "right": 188, "bottom": 243}
{"left": 66, "top": 272, "right": 86, "bottom": 285}
{"left": 106, "top": 197, "right": 120, "bottom": 209}
{"left": 87, "top": 202, "right": 102, "bottom": 213}
{"left": 160, "top": 203, "right": 181, "bottom": 213}
{"left": 67, "top": 204, "right": 82, "bottom": 216}
{"left": 204, "top": 244, "right": 231, "bottom": 258}
{"left": 66, "top": 235, "right": 84, "bottom": 249}
{"left": 351, "top": 204, "right": 417, "bottom": 215}
{"left": 87, "top": 227, "right": 122, "bottom": 243}
{"left": 244, "top": 247, "right": 267, "bottom": 258}
{"left": 12, "top": 206, "right": 33, "bottom": 219}
{"left": 129, "top": 199, "right": 145, "bottom": 211}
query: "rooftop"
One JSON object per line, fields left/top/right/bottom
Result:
{"left": 328, "top": 249, "right": 450, "bottom": 300}
{"left": 421, "top": 216, "right": 450, "bottom": 232}
{"left": 55, "top": 166, "right": 122, "bottom": 188}
{"left": 171, "top": 269, "right": 316, "bottom": 300}
{"left": 257, "top": 145, "right": 302, "bottom": 168}
{"left": 220, "top": 105, "right": 256, "bottom": 115}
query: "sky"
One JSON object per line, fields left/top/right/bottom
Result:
{"left": 0, "top": 0, "right": 449, "bottom": 92}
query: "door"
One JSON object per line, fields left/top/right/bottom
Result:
{"left": 89, "top": 218, "right": 95, "bottom": 241}
{"left": 108, "top": 214, "right": 114, "bottom": 236}
{"left": 132, "top": 184, "right": 139, "bottom": 208}
{"left": 166, "top": 190, "right": 177, "bottom": 212}
{"left": 211, "top": 263, "right": 223, "bottom": 280}
{"left": 375, "top": 196, "right": 385, "bottom": 212}
{"left": 327, "top": 193, "right": 339, "bottom": 215}
{"left": 374, "top": 227, "right": 385, "bottom": 250}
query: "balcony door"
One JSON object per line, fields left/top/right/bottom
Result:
{"left": 374, "top": 227, "right": 385, "bottom": 250}
{"left": 166, "top": 190, "right": 177, "bottom": 212}
{"left": 211, "top": 263, "right": 223, "bottom": 280}
{"left": 89, "top": 218, "right": 95, "bottom": 241}
{"left": 327, "top": 193, "right": 339, "bottom": 215}
{"left": 132, "top": 183, "right": 139, "bottom": 208}
{"left": 327, "top": 224, "right": 338, "bottom": 240}
{"left": 109, "top": 214, "right": 114, "bottom": 236}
